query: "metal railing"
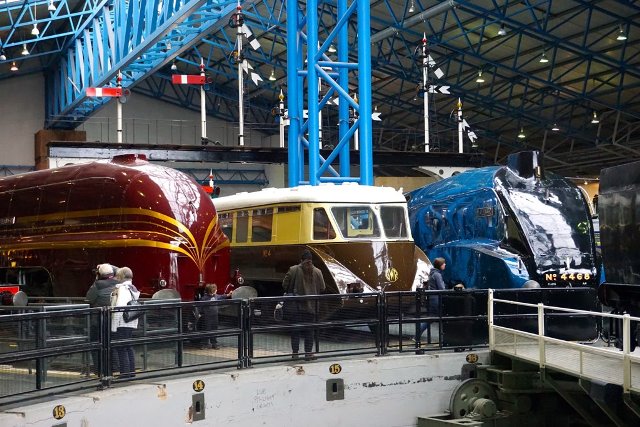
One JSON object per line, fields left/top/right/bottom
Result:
{"left": 0, "top": 287, "right": 599, "bottom": 407}
{"left": 488, "top": 289, "right": 640, "bottom": 394}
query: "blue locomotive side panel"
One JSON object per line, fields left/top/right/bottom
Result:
{"left": 408, "top": 151, "right": 599, "bottom": 290}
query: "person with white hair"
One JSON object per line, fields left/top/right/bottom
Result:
{"left": 86, "top": 263, "right": 118, "bottom": 308}
{"left": 85, "top": 263, "right": 119, "bottom": 375}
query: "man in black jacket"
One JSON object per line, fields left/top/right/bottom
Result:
{"left": 85, "top": 263, "right": 119, "bottom": 375}
{"left": 86, "top": 264, "right": 119, "bottom": 307}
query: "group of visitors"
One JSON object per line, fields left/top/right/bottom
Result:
{"left": 86, "top": 264, "right": 228, "bottom": 377}
{"left": 280, "top": 250, "right": 460, "bottom": 359}
{"left": 85, "top": 251, "right": 456, "bottom": 374}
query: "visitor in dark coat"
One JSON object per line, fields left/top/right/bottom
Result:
{"left": 417, "top": 257, "right": 447, "bottom": 340}
{"left": 85, "top": 263, "right": 119, "bottom": 375}
{"left": 86, "top": 263, "right": 119, "bottom": 307}
{"left": 282, "top": 250, "right": 326, "bottom": 360}
{"left": 200, "top": 283, "right": 232, "bottom": 350}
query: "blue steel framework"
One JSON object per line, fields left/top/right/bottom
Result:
{"left": 43, "top": 0, "right": 250, "bottom": 128}
{"left": 0, "top": 1, "right": 639, "bottom": 175}
{"left": 285, "top": 0, "right": 372, "bottom": 186}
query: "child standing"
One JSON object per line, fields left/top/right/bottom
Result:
{"left": 200, "top": 283, "right": 231, "bottom": 349}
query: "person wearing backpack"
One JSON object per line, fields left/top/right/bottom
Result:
{"left": 111, "top": 267, "right": 140, "bottom": 378}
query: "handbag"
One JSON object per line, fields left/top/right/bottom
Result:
{"left": 123, "top": 287, "right": 143, "bottom": 323}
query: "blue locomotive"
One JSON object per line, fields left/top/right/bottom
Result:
{"left": 407, "top": 151, "right": 600, "bottom": 290}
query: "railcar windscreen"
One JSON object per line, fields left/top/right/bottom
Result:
{"left": 331, "top": 206, "right": 380, "bottom": 239}
{"left": 380, "top": 206, "right": 408, "bottom": 238}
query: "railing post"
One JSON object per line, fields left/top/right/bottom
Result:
{"left": 102, "top": 308, "right": 110, "bottom": 379}
{"left": 538, "top": 303, "right": 545, "bottom": 369}
{"left": 623, "top": 313, "right": 631, "bottom": 393}
{"left": 488, "top": 289, "right": 494, "bottom": 350}
{"left": 415, "top": 289, "right": 423, "bottom": 346}
{"left": 242, "top": 300, "right": 251, "bottom": 368}
{"left": 378, "top": 292, "right": 386, "bottom": 356}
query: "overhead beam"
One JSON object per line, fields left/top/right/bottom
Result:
{"left": 47, "top": 141, "right": 483, "bottom": 168}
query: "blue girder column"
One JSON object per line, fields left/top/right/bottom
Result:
{"left": 286, "top": 0, "right": 373, "bottom": 187}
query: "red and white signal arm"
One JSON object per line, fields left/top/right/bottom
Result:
{"left": 86, "top": 87, "right": 124, "bottom": 97}
{"left": 172, "top": 75, "right": 211, "bottom": 85}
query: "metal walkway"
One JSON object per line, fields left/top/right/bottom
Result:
{"left": 481, "top": 290, "right": 640, "bottom": 427}
{"left": 489, "top": 290, "right": 640, "bottom": 395}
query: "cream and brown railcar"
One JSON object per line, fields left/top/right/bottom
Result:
{"left": 214, "top": 183, "right": 431, "bottom": 297}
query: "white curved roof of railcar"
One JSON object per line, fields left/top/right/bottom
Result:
{"left": 214, "top": 183, "right": 407, "bottom": 211}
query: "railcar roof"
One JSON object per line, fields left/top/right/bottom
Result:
{"left": 214, "top": 184, "right": 407, "bottom": 211}
{"left": 0, "top": 156, "right": 196, "bottom": 195}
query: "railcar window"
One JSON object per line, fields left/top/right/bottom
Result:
{"left": 331, "top": 207, "right": 380, "bottom": 238}
{"left": 380, "top": 206, "right": 408, "bottom": 238}
{"left": 313, "top": 208, "right": 336, "bottom": 240}
{"left": 236, "top": 210, "right": 249, "bottom": 243}
{"left": 252, "top": 208, "right": 273, "bottom": 242}
{"left": 219, "top": 213, "right": 233, "bottom": 240}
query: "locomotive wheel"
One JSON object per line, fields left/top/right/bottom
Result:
{"left": 449, "top": 378, "right": 498, "bottom": 419}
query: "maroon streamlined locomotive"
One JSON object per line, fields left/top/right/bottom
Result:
{"left": 0, "top": 154, "right": 230, "bottom": 301}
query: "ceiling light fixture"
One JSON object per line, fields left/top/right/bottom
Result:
{"left": 517, "top": 128, "right": 526, "bottom": 139}
{"left": 328, "top": 44, "right": 336, "bottom": 53}
{"left": 170, "top": 61, "right": 177, "bottom": 71}
{"left": 269, "top": 69, "right": 276, "bottom": 81}
{"left": 21, "top": 44, "right": 29, "bottom": 56}
{"left": 10, "top": 61, "right": 18, "bottom": 72}
{"left": 591, "top": 111, "right": 599, "bottom": 124}
{"left": 539, "top": 51, "right": 549, "bottom": 63}
{"left": 551, "top": 123, "right": 560, "bottom": 131}
{"left": 616, "top": 24, "right": 627, "bottom": 41}
{"left": 408, "top": 0, "right": 415, "bottom": 13}
{"left": 48, "top": 0, "right": 56, "bottom": 12}
{"left": 475, "top": 70, "right": 485, "bottom": 83}
{"left": 31, "top": 4, "right": 39, "bottom": 36}
{"left": 497, "top": 24, "right": 507, "bottom": 36}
